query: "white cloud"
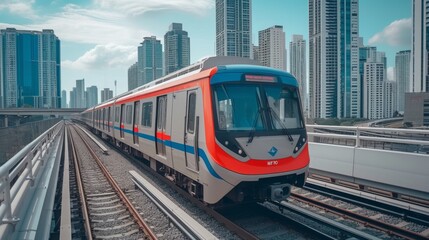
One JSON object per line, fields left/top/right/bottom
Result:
{"left": 368, "top": 18, "right": 412, "bottom": 46}
{"left": 62, "top": 44, "right": 137, "bottom": 70}
{"left": 1, "top": 4, "right": 150, "bottom": 45}
{"left": 95, "top": 0, "right": 214, "bottom": 16}
{"left": 387, "top": 67, "right": 394, "bottom": 81}
{"left": 33, "top": 4, "right": 148, "bottom": 45}
{"left": 0, "top": 0, "right": 37, "bottom": 19}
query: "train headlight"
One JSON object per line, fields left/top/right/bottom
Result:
{"left": 216, "top": 133, "right": 247, "bottom": 158}
{"left": 293, "top": 134, "right": 307, "bottom": 154}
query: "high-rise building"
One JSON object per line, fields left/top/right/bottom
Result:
{"left": 61, "top": 90, "right": 67, "bottom": 108}
{"left": 216, "top": 0, "right": 252, "bottom": 58}
{"left": 290, "top": 34, "right": 307, "bottom": 112}
{"left": 411, "top": 0, "right": 429, "bottom": 92}
{"left": 101, "top": 88, "right": 113, "bottom": 102}
{"left": 363, "top": 62, "right": 385, "bottom": 119}
{"left": 0, "top": 28, "right": 60, "bottom": 108}
{"left": 252, "top": 44, "right": 259, "bottom": 62}
{"left": 395, "top": 50, "right": 411, "bottom": 112}
{"left": 138, "top": 36, "right": 163, "bottom": 85}
{"left": 86, "top": 86, "right": 98, "bottom": 107}
{"left": 128, "top": 62, "right": 139, "bottom": 91}
{"left": 164, "top": 23, "right": 190, "bottom": 75}
{"left": 258, "top": 25, "right": 286, "bottom": 70}
{"left": 309, "top": 0, "right": 359, "bottom": 119}
{"left": 361, "top": 48, "right": 387, "bottom": 120}
{"left": 70, "top": 88, "right": 76, "bottom": 108}
{"left": 75, "top": 79, "right": 85, "bottom": 108}
{"left": 385, "top": 81, "right": 396, "bottom": 118}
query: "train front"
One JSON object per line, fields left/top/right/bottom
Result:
{"left": 204, "top": 65, "right": 309, "bottom": 204}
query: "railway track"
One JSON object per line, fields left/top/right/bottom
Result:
{"left": 287, "top": 187, "right": 429, "bottom": 240}
{"left": 67, "top": 124, "right": 157, "bottom": 240}
{"left": 69, "top": 121, "right": 429, "bottom": 240}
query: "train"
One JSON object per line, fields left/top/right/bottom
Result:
{"left": 79, "top": 56, "right": 309, "bottom": 205}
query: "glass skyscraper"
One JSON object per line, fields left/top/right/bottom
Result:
{"left": 164, "top": 23, "right": 190, "bottom": 75}
{"left": 0, "top": 28, "right": 60, "bottom": 108}
{"left": 138, "top": 36, "right": 163, "bottom": 85}
{"left": 309, "top": 0, "right": 359, "bottom": 119}
{"left": 215, "top": 0, "right": 252, "bottom": 58}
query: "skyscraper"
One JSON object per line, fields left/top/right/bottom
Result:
{"left": 61, "top": 90, "right": 67, "bottom": 108}
{"left": 101, "top": 88, "right": 113, "bottom": 102}
{"left": 128, "top": 62, "right": 139, "bottom": 91}
{"left": 216, "top": 0, "right": 252, "bottom": 58}
{"left": 290, "top": 35, "right": 307, "bottom": 111}
{"left": 86, "top": 86, "right": 98, "bottom": 107}
{"left": 364, "top": 62, "right": 385, "bottom": 119}
{"left": 309, "top": 0, "right": 359, "bottom": 119}
{"left": 75, "top": 79, "right": 85, "bottom": 108}
{"left": 362, "top": 48, "right": 387, "bottom": 120}
{"left": 70, "top": 88, "right": 76, "bottom": 108}
{"left": 258, "top": 25, "right": 286, "bottom": 70}
{"left": 138, "top": 36, "right": 163, "bottom": 85}
{"left": 385, "top": 81, "right": 396, "bottom": 118}
{"left": 411, "top": 0, "right": 429, "bottom": 92}
{"left": 395, "top": 50, "right": 411, "bottom": 112}
{"left": 164, "top": 23, "right": 190, "bottom": 75}
{"left": 0, "top": 28, "right": 60, "bottom": 108}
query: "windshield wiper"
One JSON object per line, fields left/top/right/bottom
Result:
{"left": 267, "top": 106, "right": 294, "bottom": 142}
{"left": 247, "top": 107, "right": 263, "bottom": 145}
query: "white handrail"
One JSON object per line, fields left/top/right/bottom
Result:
{"left": 0, "top": 120, "right": 63, "bottom": 229}
{"left": 307, "top": 124, "right": 429, "bottom": 148}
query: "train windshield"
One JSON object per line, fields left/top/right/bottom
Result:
{"left": 213, "top": 83, "right": 304, "bottom": 132}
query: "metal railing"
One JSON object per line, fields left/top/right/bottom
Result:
{"left": 307, "top": 125, "right": 429, "bottom": 153}
{"left": 0, "top": 120, "right": 63, "bottom": 238}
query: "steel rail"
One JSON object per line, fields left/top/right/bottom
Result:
{"left": 67, "top": 126, "right": 93, "bottom": 240}
{"left": 99, "top": 133, "right": 258, "bottom": 240}
{"left": 72, "top": 125, "right": 158, "bottom": 240}
{"left": 291, "top": 193, "right": 429, "bottom": 240}
{"left": 271, "top": 201, "right": 381, "bottom": 240}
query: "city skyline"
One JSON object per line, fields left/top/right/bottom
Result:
{"left": 0, "top": 0, "right": 411, "bottom": 97}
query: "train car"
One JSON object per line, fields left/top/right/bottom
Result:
{"left": 81, "top": 56, "right": 309, "bottom": 205}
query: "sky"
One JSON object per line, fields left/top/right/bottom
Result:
{"left": 0, "top": 0, "right": 412, "bottom": 101}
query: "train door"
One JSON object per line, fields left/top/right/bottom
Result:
{"left": 107, "top": 107, "right": 111, "bottom": 132}
{"left": 120, "top": 104, "right": 125, "bottom": 138}
{"left": 133, "top": 101, "right": 140, "bottom": 144}
{"left": 102, "top": 109, "right": 105, "bottom": 130}
{"left": 92, "top": 111, "right": 94, "bottom": 128}
{"left": 156, "top": 95, "right": 167, "bottom": 157}
{"left": 185, "top": 90, "right": 199, "bottom": 171}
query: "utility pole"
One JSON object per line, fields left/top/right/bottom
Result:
{"left": 114, "top": 80, "right": 117, "bottom": 97}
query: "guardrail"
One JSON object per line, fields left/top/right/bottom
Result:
{"left": 0, "top": 120, "right": 64, "bottom": 239}
{"left": 307, "top": 125, "right": 429, "bottom": 153}
{"left": 306, "top": 124, "right": 429, "bottom": 201}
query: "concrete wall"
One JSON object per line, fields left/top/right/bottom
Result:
{"left": 0, "top": 118, "right": 61, "bottom": 164}
{"left": 309, "top": 142, "right": 429, "bottom": 200}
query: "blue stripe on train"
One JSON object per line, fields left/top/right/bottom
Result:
{"left": 111, "top": 126, "right": 222, "bottom": 179}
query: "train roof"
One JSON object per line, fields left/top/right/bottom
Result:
{"left": 90, "top": 56, "right": 298, "bottom": 108}
{"left": 114, "top": 56, "right": 262, "bottom": 104}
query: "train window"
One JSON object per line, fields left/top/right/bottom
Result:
{"left": 141, "top": 102, "right": 153, "bottom": 127}
{"left": 115, "top": 107, "right": 119, "bottom": 122}
{"left": 126, "top": 105, "right": 132, "bottom": 124}
{"left": 187, "top": 93, "right": 196, "bottom": 133}
{"left": 264, "top": 86, "right": 303, "bottom": 129}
